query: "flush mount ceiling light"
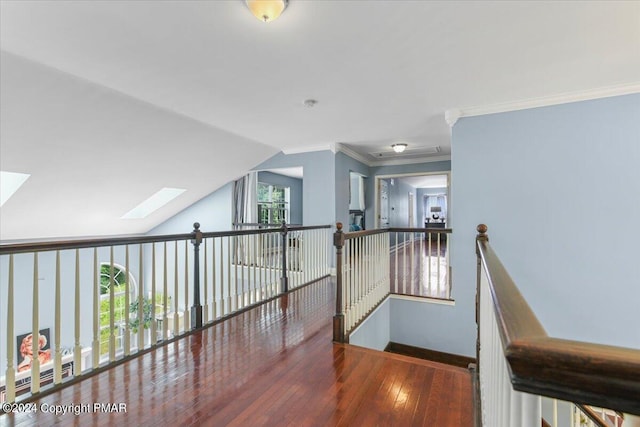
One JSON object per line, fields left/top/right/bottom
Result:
{"left": 245, "top": 0, "right": 288, "bottom": 23}
{"left": 303, "top": 99, "right": 318, "bottom": 108}
{"left": 392, "top": 143, "right": 408, "bottom": 153}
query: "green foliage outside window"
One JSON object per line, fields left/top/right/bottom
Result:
{"left": 257, "top": 182, "right": 289, "bottom": 224}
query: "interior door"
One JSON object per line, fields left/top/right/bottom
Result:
{"left": 408, "top": 192, "right": 414, "bottom": 228}
{"left": 379, "top": 179, "right": 390, "bottom": 228}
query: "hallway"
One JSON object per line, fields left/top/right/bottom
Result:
{"left": 2, "top": 278, "right": 473, "bottom": 427}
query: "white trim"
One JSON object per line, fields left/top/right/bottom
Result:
{"left": 374, "top": 171, "right": 451, "bottom": 228}
{"left": 367, "top": 155, "right": 451, "bottom": 167}
{"left": 281, "top": 143, "right": 337, "bottom": 155}
{"left": 444, "top": 109, "right": 462, "bottom": 128}
{"left": 336, "top": 144, "right": 371, "bottom": 165}
{"left": 455, "top": 83, "right": 640, "bottom": 119}
{"left": 390, "top": 293, "right": 455, "bottom": 306}
{"left": 336, "top": 143, "right": 450, "bottom": 167}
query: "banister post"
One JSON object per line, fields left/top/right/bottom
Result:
{"left": 333, "top": 222, "right": 345, "bottom": 343}
{"left": 191, "top": 222, "right": 203, "bottom": 329}
{"left": 475, "top": 224, "right": 488, "bottom": 371}
{"left": 280, "top": 221, "right": 289, "bottom": 293}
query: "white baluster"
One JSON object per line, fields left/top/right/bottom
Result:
{"left": 138, "top": 244, "right": 144, "bottom": 350}
{"left": 184, "top": 240, "right": 189, "bottom": 331}
{"left": 163, "top": 242, "right": 168, "bottom": 341}
{"left": 212, "top": 238, "right": 217, "bottom": 318}
{"left": 6, "top": 254, "right": 16, "bottom": 402}
{"left": 204, "top": 238, "right": 209, "bottom": 323}
{"left": 92, "top": 248, "right": 100, "bottom": 368}
{"left": 227, "top": 236, "right": 231, "bottom": 314}
{"left": 54, "top": 251, "right": 62, "bottom": 384}
{"left": 124, "top": 245, "right": 131, "bottom": 355}
{"left": 31, "top": 252, "right": 40, "bottom": 393}
{"left": 174, "top": 241, "right": 179, "bottom": 336}
{"left": 109, "top": 247, "right": 116, "bottom": 362}
{"left": 74, "top": 249, "right": 82, "bottom": 375}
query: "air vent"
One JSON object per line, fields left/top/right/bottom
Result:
{"left": 370, "top": 146, "right": 441, "bottom": 159}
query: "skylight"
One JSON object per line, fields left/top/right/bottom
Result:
{"left": 0, "top": 171, "right": 31, "bottom": 207}
{"left": 121, "top": 187, "right": 186, "bottom": 219}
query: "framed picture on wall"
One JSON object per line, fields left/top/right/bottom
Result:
{"left": 16, "top": 328, "right": 52, "bottom": 373}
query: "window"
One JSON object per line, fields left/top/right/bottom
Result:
{"left": 257, "top": 182, "right": 289, "bottom": 224}
{"left": 99, "top": 263, "right": 136, "bottom": 358}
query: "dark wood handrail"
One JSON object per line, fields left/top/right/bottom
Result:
{"left": 476, "top": 225, "right": 640, "bottom": 415}
{"left": 341, "top": 226, "right": 452, "bottom": 241}
{"left": 577, "top": 404, "right": 612, "bottom": 427}
{"left": 0, "top": 223, "right": 331, "bottom": 255}
{"left": 390, "top": 227, "right": 452, "bottom": 234}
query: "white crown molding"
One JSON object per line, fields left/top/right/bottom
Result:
{"left": 456, "top": 83, "right": 640, "bottom": 119}
{"left": 281, "top": 143, "right": 337, "bottom": 155}
{"left": 335, "top": 143, "right": 371, "bottom": 166}
{"left": 369, "top": 154, "right": 451, "bottom": 167}
{"left": 444, "top": 108, "right": 462, "bottom": 128}
{"left": 335, "top": 143, "right": 450, "bottom": 167}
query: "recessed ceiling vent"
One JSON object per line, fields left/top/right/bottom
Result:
{"left": 370, "top": 146, "right": 441, "bottom": 159}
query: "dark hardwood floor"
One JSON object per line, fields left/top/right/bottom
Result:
{"left": 391, "top": 238, "right": 451, "bottom": 299}
{"left": 2, "top": 278, "right": 472, "bottom": 427}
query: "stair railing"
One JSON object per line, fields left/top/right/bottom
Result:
{"left": 0, "top": 222, "right": 331, "bottom": 404}
{"left": 475, "top": 224, "right": 640, "bottom": 427}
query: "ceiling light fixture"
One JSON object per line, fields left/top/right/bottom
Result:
{"left": 245, "top": 0, "right": 288, "bottom": 23}
{"left": 303, "top": 99, "right": 318, "bottom": 108}
{"left": 392, "top": 143, "right": 408, "bottom": 153}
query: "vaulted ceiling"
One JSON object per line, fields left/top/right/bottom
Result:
{"left": 1, "top": 1, "right": 639, "bottom": 240}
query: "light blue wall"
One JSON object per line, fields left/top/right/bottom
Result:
{"left": 255, "top": 151, "right": 335, "bottom": 227}
{"left": 335, "top": 152, "right": 370, "bottom": 228}
{"left": 388, "top": 178, "right": 416, "bottom": 228}
{"left": 257, "top": 171, "right": 303, "bottom": 225}
{"left": 148, "top": 183, "right": 233, "bottom": 235}
{"left": 389, "top": 298, "right": 469, "bottom": 356}
{"left": 349, "top": 298, "right": 390, "bottom": 351}
{"left": 452, "top": 93, "right": 640, "bottom": 349}
{"left": 351, "top": 297, "right": 471, "bottom": 357}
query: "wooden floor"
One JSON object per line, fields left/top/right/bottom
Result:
{"left": 2, "top": 278, "right": 472, "bottom": 427}
{"left": 391, "top": 238, "right": 451, "bottom": 299}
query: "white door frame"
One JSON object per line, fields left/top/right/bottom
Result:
{"left": 374, "top": 171, "right": 451, "bottom": 229}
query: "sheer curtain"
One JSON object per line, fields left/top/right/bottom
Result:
{"left": 232, "top": 171, "right": 258, "bottom": 227}
{"left": 232, "top": 171, "right": 258, "bottom": 264}
{"left": 425, "top": 194, "right": 447, "bottom": 222}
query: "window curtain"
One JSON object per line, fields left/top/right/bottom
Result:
{"left": 425, "top": 194, "right": 447, "bottom": 222}
{"left": 232, "top": 171, "right": 258, "bottom": 264}
{"left": 232, "top": 171, "right": 258, "bottom": 226}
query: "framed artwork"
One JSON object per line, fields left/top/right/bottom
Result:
{"left": 16, "top": 328, "right": 51, "bottom": 373}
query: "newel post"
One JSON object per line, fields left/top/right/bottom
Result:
{"left": 191, "top": 222, "right": 203, "bottom": 329}
{"left": 475, "top": 224, "right": 488, "bottom": 370}
{"left": 280, "top": 221, "right": 289, "bottom": 293}
{"left": 333, "top": 222, "right": 346, "bottom": 343}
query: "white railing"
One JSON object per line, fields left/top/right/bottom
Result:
{"left": 478, "top": 259, "right": 542, "bottom": 426}
{"left": 333, "top": 225, "right": 390, "bottom": 341}
{"left": 0, "top": 223, "right": 331, "bottom": 403}
{"left": 476, "top": 224, "right": 640, "bottom": 426}
{"left": 389, "top": 228, "right": 451, "bottom": 299}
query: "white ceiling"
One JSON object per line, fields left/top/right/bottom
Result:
{"left": 400, "top": 175, "right": 448, "bottom": 189}
{"left": 1, "top": 1, "right": 639, "bottom": 240}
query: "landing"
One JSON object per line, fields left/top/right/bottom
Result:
{"left": 2, "top": 278, "right": 472, "bottom": 426}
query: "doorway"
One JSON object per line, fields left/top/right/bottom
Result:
{"left": 375, "top": 172, "right": 449, "bottom": 229}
